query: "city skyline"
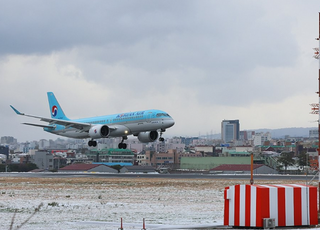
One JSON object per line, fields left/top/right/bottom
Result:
{"left": 1, "top": 126, "right": 317, "bottom": 145}
{"left": 1, "top": 1, "right": 319, "bottom": 141}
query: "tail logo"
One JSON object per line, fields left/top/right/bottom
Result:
{"left": 52, "top": 106, "right": 58, "bottom": 117}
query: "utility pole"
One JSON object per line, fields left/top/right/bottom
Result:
{"left": 250, "top": 152, "right": 254, "bottom": 185}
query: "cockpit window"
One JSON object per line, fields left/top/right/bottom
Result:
{"left": 156, "top": 113, "right": 171, "bottom": 117}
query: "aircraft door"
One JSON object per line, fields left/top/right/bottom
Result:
{"left": 146, "top": 112, "right": 152, "bottom": 122}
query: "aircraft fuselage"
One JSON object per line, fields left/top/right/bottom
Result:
{"left": 45, "top": 109, "right": 174, "bottom": 139}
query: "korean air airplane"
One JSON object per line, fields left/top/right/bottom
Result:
{"left": 10, "top": 92, "right": 175, "bottom": 149}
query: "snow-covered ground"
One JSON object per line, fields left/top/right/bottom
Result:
{"left": 0, "top": 176, "right": 316, "bottom": 230}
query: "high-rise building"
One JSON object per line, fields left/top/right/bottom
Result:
{"left": 1, "top": 136, "right": 17, "bottom": 145}
{"left": 221, "top": 120, "right": 240, "bottom": 143}
{"left": 253, "top": 132, "right": 271, "bottom": 146}
{"left": 240, "top": 130, "right": 255, "bottom": 141}
{"left": 309, "top": 129, "right": 318, "bottom": 138}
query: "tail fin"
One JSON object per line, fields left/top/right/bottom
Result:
{"left": 47, "top": 92, "right": 69, "bottom": 120}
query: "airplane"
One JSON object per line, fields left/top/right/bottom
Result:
{"left": 10, "top": 92, "right": 175, "bottom": 149}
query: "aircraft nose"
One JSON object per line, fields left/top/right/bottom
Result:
{"left": 167, "top": 119, "right": 175, "bottom": 127}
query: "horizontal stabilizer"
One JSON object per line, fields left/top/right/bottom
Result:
{"left": 23, "top": 123, "right": 54, "bottom": 129}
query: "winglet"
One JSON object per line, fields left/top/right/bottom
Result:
{"left": 10, "top": 105, "right": 24, "bottom": 115}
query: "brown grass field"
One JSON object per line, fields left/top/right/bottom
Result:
{"left": 1, "top": 176, "right": 317, "bottom": 190}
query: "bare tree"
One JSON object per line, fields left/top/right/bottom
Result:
{"left": 9, "top": 203, "right": 43, "bottom": 230}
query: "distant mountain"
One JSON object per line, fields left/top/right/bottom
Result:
{"left": 207, "top": 127, "right": 317, "bottom": 139}
{"left": 248, "top": 127, "right": 317, "bottom": 138}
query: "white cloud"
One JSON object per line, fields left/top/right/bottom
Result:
{"left": 0, "top": 1, "right": 319, "bottom": 142}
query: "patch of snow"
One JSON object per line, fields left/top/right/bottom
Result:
{"left": 0, "top": 177, "right": 316, "bottom": 229}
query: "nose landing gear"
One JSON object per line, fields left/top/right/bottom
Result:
{"left": 159, "top": 129, "right": 165, "bottom": 142}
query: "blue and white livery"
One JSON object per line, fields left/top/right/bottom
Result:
{"left": 10, "top": 92, "right": 175, "bottom": 149}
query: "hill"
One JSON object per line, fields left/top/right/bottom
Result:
{"left": 209, "top": 127, "right": 317, "bottom": 139}
{"left": 250, "top": 127, "right": 317, "bottom": 138}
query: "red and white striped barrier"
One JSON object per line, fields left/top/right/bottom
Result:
{"left": 224, "top": 184, "right": 318, "bottom": 227}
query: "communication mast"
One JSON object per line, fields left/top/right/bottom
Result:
{"left": 313, "top": 12, "right": 320, "bottom": 213}
{"left": 310, "top": 103, "right": 319, "bottom": 114}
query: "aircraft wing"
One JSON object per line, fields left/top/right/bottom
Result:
{"left": 10, "top": 105, "right": 92, "bottom": 131}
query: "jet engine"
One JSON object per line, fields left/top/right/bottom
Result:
{"left": 137, "top": 131, "right": 158, "bottom": 143}
{"left": 89, "top": 125, "right": 110, "bottom": 139}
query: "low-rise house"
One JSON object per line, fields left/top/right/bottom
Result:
{"left": 87, "top": 148, "right": 135, "bottom": 164}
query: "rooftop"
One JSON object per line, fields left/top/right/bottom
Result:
{"left": 59, "top": 163, "right": 101, "bottom": 171}
{"left": 210, "top": 164, "right": 265, "bottom": 171}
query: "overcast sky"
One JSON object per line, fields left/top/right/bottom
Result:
{"left": 1, "top": 0, "right": 320, "bottom": 142}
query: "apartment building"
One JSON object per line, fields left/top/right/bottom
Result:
{"left": 221, "top": 120, "right": 240, "bottom": 143}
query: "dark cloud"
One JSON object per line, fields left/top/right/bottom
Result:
{"left": 0, "top": 0, "right": 193, "bottom": 54}
{"left": 0, "top": 1, "right": 298, "bottom": 68}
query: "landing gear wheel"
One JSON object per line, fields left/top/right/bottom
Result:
{"left": 159, "top": 137, "right": 164, "bottom": 142}
{"left": 118, "top": 142, "right": 127, "bottom": 149}
{"left": 88, "top": 140, "right": 97, "bottom": 147}
{"left": 118, "top": 136, "right": 128, "bottom": 149}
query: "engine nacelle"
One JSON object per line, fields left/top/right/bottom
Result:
{"left": 89, "top": 125, "right": 110, "bottom": 139}
{"left": 137, "top": 131, "right": 159, "bottom": 143}
{"left": 108, "top": 125, "right": 131, "bottom": 137}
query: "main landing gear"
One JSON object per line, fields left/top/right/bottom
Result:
{"left": 88, "top": 140, "right": 97, "bottom": 147}
{"left": 118, "top": 136, "right": 127, "bottom": 149}
{"left": 159, "top": 129, "right": 165, "bottom": 142}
